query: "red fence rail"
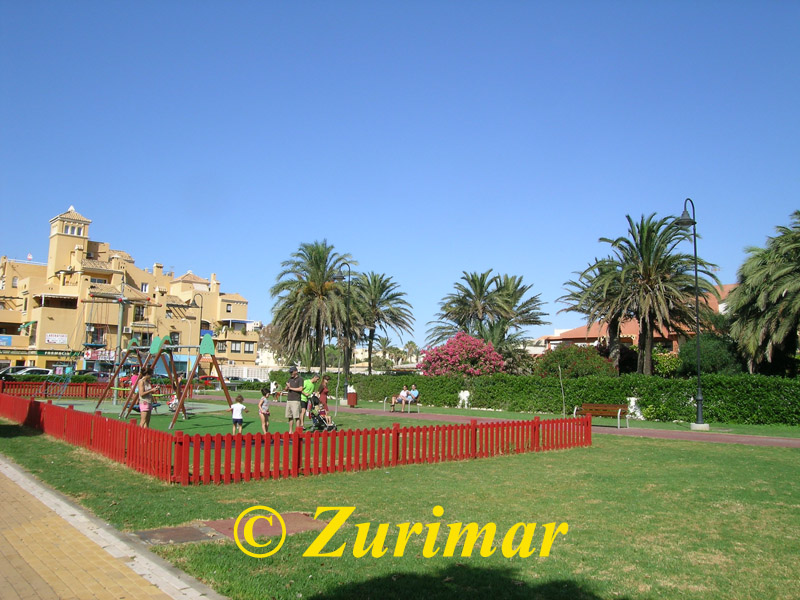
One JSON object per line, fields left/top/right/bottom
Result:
{"left": 0, "top": 380, "right": 186, "bottom": 400}
{"left": 0, "top": 392, "right": 591, "bottom": 485}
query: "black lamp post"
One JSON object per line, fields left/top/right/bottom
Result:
{"left": 333, "top": 263, "right": 352, "bottom": 405}
{"left": 191, "top": 293, "right": 204, "bottom": 345}
{"left": 675, "top": 198, "right": 707, "bottom": 430}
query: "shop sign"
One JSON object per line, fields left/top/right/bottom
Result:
{"left": 45, "top": 333, "right": 69, "bottom": 345}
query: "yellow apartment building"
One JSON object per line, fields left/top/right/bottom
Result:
{"left": 0, "top": 206, "right": 260, "bottom": 374}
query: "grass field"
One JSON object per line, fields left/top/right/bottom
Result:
{"left": 55, "top": 395, "right": 800, "bottom": 439}
{"left": 1, "top": 415, "right": 798, "bottom": 600}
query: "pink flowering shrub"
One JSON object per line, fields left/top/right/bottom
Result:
{"left": 418, "top": 332, "right": 505, "bottom": 376}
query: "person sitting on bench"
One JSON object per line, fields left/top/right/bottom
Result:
{"left": 390, "top": 385, "right": 410, "bottom": 412}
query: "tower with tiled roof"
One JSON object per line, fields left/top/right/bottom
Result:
{"left": 47, "top": 205, "right": 91, "bottom": 279}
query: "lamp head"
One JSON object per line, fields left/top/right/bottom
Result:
{"left": 675, "top": 209, "right": 696, "bottom": 228}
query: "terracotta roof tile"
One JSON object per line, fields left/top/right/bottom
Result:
{"left": 51, "top": 206, "right": 91, "bottom": 224}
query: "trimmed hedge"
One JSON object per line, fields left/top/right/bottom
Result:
{"left": 350, "top": 373, "right": 800, "bottom": 425}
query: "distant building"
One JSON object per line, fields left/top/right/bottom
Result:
{"left": 539, "top": 284, "right": 736, "bottom": 352}
{"left": 0, "top": 206, "right": 260, "bottom": 373}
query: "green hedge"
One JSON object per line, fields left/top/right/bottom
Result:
{"left": 349, "top": 373, "right": 800, "bottom": 425}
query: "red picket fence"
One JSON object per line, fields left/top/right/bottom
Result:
{"left": 0, "top": 392, "right": 592, "bottom": 486}
{"left": 0, "top": 380, "right": 184, "bottom": 400}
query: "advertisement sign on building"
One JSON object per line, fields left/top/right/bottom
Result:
{"left": 0, "top": 335, "right": 12, "bottom": 347}
{"left": 45, "top": 333, "right": 69, "bottom": 345}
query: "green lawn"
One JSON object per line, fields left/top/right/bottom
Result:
{"left": 1, "top": 418, "right": 798, "bottom": 600}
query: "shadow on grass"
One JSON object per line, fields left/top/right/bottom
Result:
{"left": 0, "top": 423, "right": 43, "bottom": 439}
{"left": 310, "top": 564, "right": 622, "bottom": 600}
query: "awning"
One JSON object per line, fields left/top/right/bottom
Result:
{"left": 37, "top": 294, "right": 78, "bottom": 300}
{"left": 18, "top": 321, "right": 36, "bottom": 331}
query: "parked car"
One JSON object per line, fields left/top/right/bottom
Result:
{"left": 0, "top": 366, "right": 30, "bottom": 378}
{"left": 1, "top": 367, "right": 53, "bottom": 381}
{"left": 74, "top": 370, "right": 110, "bottom": 380}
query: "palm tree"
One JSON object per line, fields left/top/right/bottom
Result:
{"left": 404, "top": 341, "right": 419, "bottom": 363}
{"left": 599, "top": 214, "right": 720, "bottom": 375}
{"left": 559, "top": 257, "right": 630, "bottom": 371}
{"left": 427, "top": 270, "right": 548, "bottom": 348}
{"left": 728, "top": 211, "right": 800, "bottom": 375}
{"left": 270, "top": 240, "right": 355, "bottom": 374}
{"left": 376, "top": 336, "right": 392, "bottom": 360}
{"left": 353, "top": 272, "right": 414, "bottom": 375}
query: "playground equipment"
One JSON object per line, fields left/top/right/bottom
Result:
{"left": 34, "top": 351, "right": 83, "bottom": 401}
{"left": 94, "top": 333, "right": 233, "bottom": 428}
{"left": 167, "top": 334, "right": 231, "bottom": 430}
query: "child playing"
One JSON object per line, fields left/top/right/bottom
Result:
{"left": 228, "top": 394, "right": 248, "bottom": 434}
{"left": 258, "top": 387, "right": 270, "bottom": 434}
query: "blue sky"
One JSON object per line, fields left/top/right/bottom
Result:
{"left": 2, "top": 2, "right": 798, "bottom": 347}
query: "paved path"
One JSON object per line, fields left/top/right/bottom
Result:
{"left": 0, "top": 456, "right": 225, "bottom": 600}
{"left": 231, "top": 397, "right": 800, "bottom": 449}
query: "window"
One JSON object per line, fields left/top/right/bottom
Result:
{"left": 12, "top": 277, "right": 18, "bottom": 288}
{"left": 141, "top": 333, "right": 153, "bottom": 347}
{"left": 77, "top": 227, "right": 83, "bottom": 236}
{"left": 170, "top": 332, "right": 180, "bottom": 345}
{"left": 141, "top": 283, "right": 149, "bottom": 293}
{"left": 90, "top": 277, "right": 107, "bottom": 284}
{"left": 226, "top": 304, "right": 232, "bottom": 313}
{"left": 244, "top": 342, "right": 255, "bottom": 353}
{"left": 134, "top": 306, "right": 145, "bottom": 321}
{"left": 23, "top": 298, "right": 28, "bottom": 312}
{"left": 230, "top": 341, "right": 241, "bottom": 353}
{"left": 165, "top": 309, "right": 173, "bottom": 319}
{"left": 217, "top": 341, "right": 226, "bottom": 352}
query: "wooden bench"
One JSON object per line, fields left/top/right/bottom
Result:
{"left": 383, "top": 395, "right": 421, "bottom": 413}
{"left": 574, "top": 403, "right": 629, "bottom": 428}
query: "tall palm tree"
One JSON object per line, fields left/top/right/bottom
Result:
{"left": 728, "top": 211, "right": 800, "bottom": 375}
{"left": 376, "top": 336, "right": 392, "bottom": 360}
{"left": 353, "top": 272, "right": 414, "bottom": 375}
{"left": 427, "top": 270, "right": 548, "bottom": 348}
{"left": 404, "top": 341, "right": 419, "bottom": 363}
{"left": 559, "top": 257, "right": 630, "bottom": 371}
{"left": 270, "top": 240, "right": 355, "bottom": 374}
{"left": 600, "top": 214, "right": 719, "bottom": 375}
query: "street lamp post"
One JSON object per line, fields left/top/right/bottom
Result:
{"left": 675, "top": 198, "right": 709, "bottom": 431}
{"left": 191, "top": 293, "right": 204, "bottom": 345}
{"left": 333, "top": 263, "right": 352, "bottom": 406}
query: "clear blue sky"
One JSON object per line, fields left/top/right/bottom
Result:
{"left": 2, "top": 2, "right": 798, "bottom": 347}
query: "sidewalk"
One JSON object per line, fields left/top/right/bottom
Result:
{"left": 0, "top": 456, "right": 226, "bottom": 600}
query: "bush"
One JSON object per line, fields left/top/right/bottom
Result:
{"left": 533, "top": 345, "right": 616, "bottom": 378}
{"left": 679, "top": 334, "right": 744, "bottom": 375}
{"left": 652, "top": 352, "right": 681, "bottom": 378}
{"left": 418, "top": 333, "right": 504, "bottom": 376}
{"left": 349, "top": 372, "right": 800, "bottom": 424}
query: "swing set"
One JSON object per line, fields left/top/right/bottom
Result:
{"left": 95, "top": 334, "right": 233, "bottom": 429}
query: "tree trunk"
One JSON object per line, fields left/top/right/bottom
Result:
{"left": 608, "top": 315, "right": 621, "bottom": 373}
{"left": 637, "top": 319, "right": 651, "bottom": 374}
{"left": 367, "top": 328, "right": 375, "bottom": 376}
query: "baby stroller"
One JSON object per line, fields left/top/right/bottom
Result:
{"left": 305, "top": 394, "right": 337, "bottom": 432}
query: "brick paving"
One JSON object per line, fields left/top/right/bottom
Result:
{"left": 0, "top": 456, "right": 226, "bottom": 600}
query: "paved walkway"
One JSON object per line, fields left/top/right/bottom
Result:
{"left": 0, "top": 456, "right": 226, "bottom": 600}
{"left": 264, "top": 400, "right": 800, "bottom": 449}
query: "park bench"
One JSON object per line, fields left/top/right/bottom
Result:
{"left": 383, "top": 394, "right": 421, "bottom": 414}
{"left": 573, "top": 403, "right": 629, "bottom": 429}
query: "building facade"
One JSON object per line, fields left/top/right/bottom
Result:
{"left": 0, "top": 207, "right": 260, "bottom": 374}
